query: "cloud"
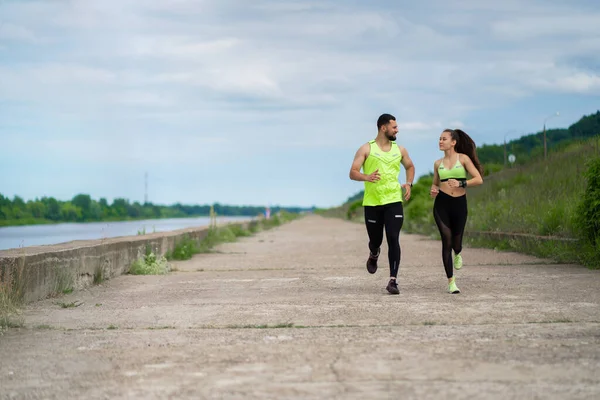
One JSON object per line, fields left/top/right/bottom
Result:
{"left": 128, "top": 36, "right": 241, "bottom": 58}
{"left": 115, "top": 90, "right": 174, "bottom": 107}
{"left": 0, "top": 22, "right": 43, "bottom": 43}
{"left": 491, "top": 14, "right": 600, "bottom": 40}
{"left": 532, "top": 71, "right": 600, "bottom": 94}
{"left": 0, "top": 0, "right": 599, "bottom": 207}
{"left": 3, "top": 0, "right": 596, "bottom": 111}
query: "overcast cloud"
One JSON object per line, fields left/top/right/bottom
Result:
{"left": 1, "top": 0, "right": 599, "bottom": 208}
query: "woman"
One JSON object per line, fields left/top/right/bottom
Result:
{"left": 430, "top": 129, "right": 484, "bottom": 294}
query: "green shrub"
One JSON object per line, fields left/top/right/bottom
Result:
{"left": 346, "top": 199, "right": 363, "bottom": 220}
{"left": 576, "top": 156, "right": 600, "bottom": 245}
{"left": 129, "top": 252, "right": 170, "bottom": 275}
{"left": 484, "top": 163, "right": 504, "bottom": 176}
{"left": 166, "top": 234, "right": 199, "bottom": 261}
{"left": 198, "top": 226, "right": 237, "bottom": 252}
{"left": 228, "top": 224, "right": 252, "bottom": 237}
{"left": 261, "top": 214, "right": 282, "bottom": 229}
{"left": 0, "top": 260, "right": 26, "bottom": 332}
{"left": 403, "top": 175, "right": 436, "bottom": 234}
{"left": 539, "top": 203, "right": 567, "bottom": 236}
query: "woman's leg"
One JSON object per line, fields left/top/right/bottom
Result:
{"left": 433, "top": 195, "right": 454, "bottom": 279}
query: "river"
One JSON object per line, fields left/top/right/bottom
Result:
{"left": 0, "top": 216, "right": 252, "bottom": 251}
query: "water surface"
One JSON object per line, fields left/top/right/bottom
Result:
{"left": 0, "top": 216, "right": 251, "bottom": 251}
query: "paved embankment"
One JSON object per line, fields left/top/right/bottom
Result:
{"left": 1, "top": 215, "right": 599, "bottom": 399}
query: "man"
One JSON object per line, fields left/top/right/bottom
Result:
{"left": 349, "top": 113, "right": 415, "bottom": 294}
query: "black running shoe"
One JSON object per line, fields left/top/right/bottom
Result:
{"left": 366, "top": 248, "right": 380, "bottom": 274}
{"left": 386, "top": 279, "right": 399, "bottom": 295}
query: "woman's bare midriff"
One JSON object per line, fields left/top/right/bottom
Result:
{"left": 439, "top": 182, "right": 466, "bottom": 197}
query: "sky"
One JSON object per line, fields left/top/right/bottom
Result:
{"left": 1, "top": 0, "right": 599, "bottom": 209}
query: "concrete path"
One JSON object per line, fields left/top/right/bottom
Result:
{"left": 1, "top": 215, "right": 599, "bottom": 399}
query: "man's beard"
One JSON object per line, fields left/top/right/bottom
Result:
{"left": 385, "top": 132, "right": 397, "bottom": 141}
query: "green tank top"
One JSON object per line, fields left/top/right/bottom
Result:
{"left": 438, "top": 155, "right": 467, "bottom": 181}
{"left": 362, "top": 140, "right": 403, "bottom": 206}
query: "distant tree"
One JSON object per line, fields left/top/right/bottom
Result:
{"left": 72, "top": 194, "right": 92, "bottom": 220}
{"left": 61, "top": 202, "right": 82, "bottom": 222}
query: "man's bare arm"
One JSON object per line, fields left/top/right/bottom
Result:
{"left": 400, "top": 146, "right": 415, "bottom": 184}
{"left": 350, "top": 143, "right": 378, "bottom": 182}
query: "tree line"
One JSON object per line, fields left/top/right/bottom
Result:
{"left": 477, "top": 110, "right": 600, "bottom": 173}
{"left": 0, "top": 194, "right": 310, "bottom": 227}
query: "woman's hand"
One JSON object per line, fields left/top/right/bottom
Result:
{"left": 447, "top": 179, "right": 461, "bottom": 188}
{"left": 430, "top": 185, "right": 439, "bottom": 198}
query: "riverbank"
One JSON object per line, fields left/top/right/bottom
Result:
{"left": 0, "top": 215, "right": 254, "bottom": 251}
{"left": 0, "top": 213, "right": 297, "bottom": 306}
{"left": 0, "top": 214, "right": 258, "bottom": 228}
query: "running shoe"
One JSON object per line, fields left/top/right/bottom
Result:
{"left": 386, "top": 279, "right": 400, "bottom": 295}
{"left": 454, "top": 253, "right": 463, "bottom": 270}
{"left": 448, "top": 277, "right": 460, "bottom": 294}
{"left": 366, "top": 248, "right": 380, "bottom": 274}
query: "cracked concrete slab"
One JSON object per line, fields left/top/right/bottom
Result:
{"left": 1, "top": 215, "right": 599, "bottom": 399}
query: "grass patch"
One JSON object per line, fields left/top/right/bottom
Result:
{"left": 0, "top": 256, "right": 27, "bottom": 333}
{"left": 228, "top": 224, "right": 252, "bottom": 237}
{"left": 247, "top": 220, "right": 261, "bottom": 233}
{"left": 129, "top": 251, "right": 170, "bottom": 275}
{"left": 56, "top": 300, "right": 83, "bottom": 308}
{"left": 528, "top": 318, "right": 573, "bottom": 324}
{"left": 0, "top": 286, "right": 21, "bottom": 332}
{"left": 52, "top": 266, "right": 74, "bottom": 297}
{"left": 164, "top": 215, "right": 300, "bottom": 261}
{"left": 461, "top": 139, "right": 600, "bottom": 267}
{"left": 166, "top": 234, "right": 200, "bottom": 261}
{"left": 199, "top": 226, "right": 238, "bottom": 252}
{"left": 465, "top": 234, "right": 580, "bottom": 264}
{"left": 226, "top": 322, "right": 295, "bottom": 329}
{"left": 107, "top": 324, "right": 118, "bottom": 330}
{"left": 93, "top": 266, "right": 104, "bottom": 284}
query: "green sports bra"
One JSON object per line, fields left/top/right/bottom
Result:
{"left": 438, "top": 156, "right": 467, "bottom": 182}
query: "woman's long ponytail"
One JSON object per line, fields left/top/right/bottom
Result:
{"left": 445, "top": 129, "right": 483, "bottom": 176}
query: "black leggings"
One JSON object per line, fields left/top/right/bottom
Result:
{"left": 433, "top": 191, "right": 468, "bottom": 279}
{"left": 364, "top": 201, "right": 404, "bottom": 278}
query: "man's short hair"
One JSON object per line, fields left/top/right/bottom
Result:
{"left": 377, "top": 114, "right": 396, "bottom": 130}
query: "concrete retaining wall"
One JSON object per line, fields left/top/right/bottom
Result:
{"left": 0, "top": 220, "right": 259, "bottom": 303}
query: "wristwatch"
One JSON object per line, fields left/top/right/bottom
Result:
{"left": 459, "top": 181, "right": 467, "bottom": 188}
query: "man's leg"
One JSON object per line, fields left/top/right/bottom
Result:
{"left": 364, "top": 205, "right": 384, "bottom": 274}
{"left": 383, "top": 202, "right": 404, "bottom": 294}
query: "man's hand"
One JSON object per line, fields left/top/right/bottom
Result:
{"left": 401, "top": 184, "right": 411, "bottom": 201}
{"left": 366, "top": 169, "right": 380, "bottom": 182}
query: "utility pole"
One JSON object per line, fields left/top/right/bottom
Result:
{"left": 543, "top": 124, "right": 547, "bottom": 160}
